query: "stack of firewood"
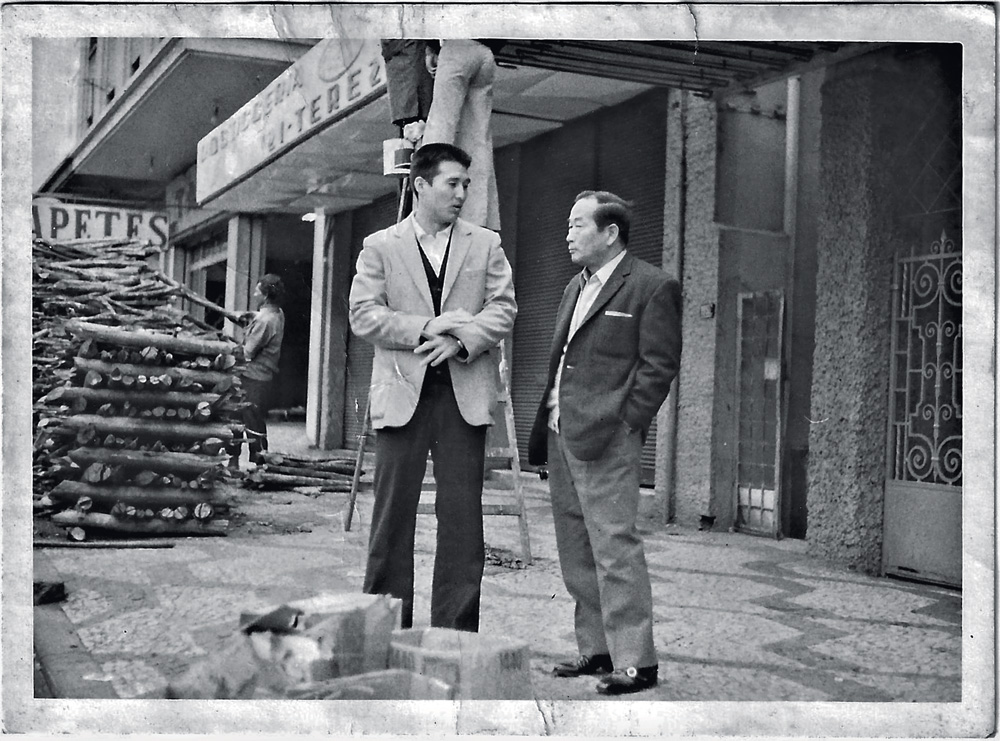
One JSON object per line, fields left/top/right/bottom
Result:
{"left": 37, "top": 320, "right": 246, "bottom": 539}
{"left": 244, "top": 452, "right": 357, "bottom": 493}
{"left": 32, "top": 236, "right": 235, "bottom": 409}
{"left": 32, "top": 235, "right": 252, "bottom": 540}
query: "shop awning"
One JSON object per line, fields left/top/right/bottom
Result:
{"left": 197, "top": 39, "right": 655, "bottom": 215}
{"left": 197, "top": 39, "right": 873, "bottom": 215}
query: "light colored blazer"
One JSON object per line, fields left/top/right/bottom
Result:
{"left": 349, "top": 216, "right": 516, "bottom": 430}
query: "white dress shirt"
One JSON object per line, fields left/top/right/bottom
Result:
{"left": 412, "top": 214, "right": 452, "bottom": 276}
{"left": 547, "top": 249, "right": 628, "bottom": 431}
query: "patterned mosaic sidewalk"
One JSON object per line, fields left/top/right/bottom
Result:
{"left": 34, "top": 475, "right": 962, "bottom": 704}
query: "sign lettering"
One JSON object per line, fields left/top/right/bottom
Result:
{"left": 32, "top": 198, "right": 169, "bottom": 247}
{"left": 196, "top": 38, "right": 386, "bottom": 204}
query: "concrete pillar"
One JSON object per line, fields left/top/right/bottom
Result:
{"left": 671, "top": 93, "right": 720, "bottom": 527}
{"left": 306, "top": 209, "right": 353, "bottom": 448}
{"left": 806, "top": 54, "right": 905, "bottom": 572}
{"left": 654, "top": 89, "right": 685, "bottom": 523}
{"left": 224, "top": 214, "right": 265, "bottom": 338}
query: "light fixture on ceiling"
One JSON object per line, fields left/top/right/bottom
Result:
{"left": 301, "top": 213, "right": 317, "bottom": 222}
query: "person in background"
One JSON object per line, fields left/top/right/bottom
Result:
{"left": 349, "top": 142, "right": 516, "bottom": 631}
{"left": 235, "top": 273, "right": 286, "bottom": 464}
{"left": 528, "top": 191, "right": 681, "bottom": 695}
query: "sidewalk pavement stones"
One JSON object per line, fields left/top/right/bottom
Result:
{"left": 33, "top": 423, "right": 962, "bottom": 709}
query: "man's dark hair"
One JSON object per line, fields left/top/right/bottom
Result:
{"left": 410, "top": 142, "right": 472, "bottom": 193}
{"left": 575, "top": 190, "right": 633, "bottom": 246}
{"left": 257, "top": 273, "right": 285, "bottom": 303}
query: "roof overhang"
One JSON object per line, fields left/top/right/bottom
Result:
{"left": 198, "top": 41, "right": 654, "bottom": 215}
{"left": 198, "top": 38, "right": 880, "bottom": 217}
{"left": 496, "top": 40, "right": 876, "bottom": 98}
{"left": 40, "top": 38, "right": 313, "bottom": 202}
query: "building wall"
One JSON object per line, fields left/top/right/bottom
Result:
{"left": 783, "top": 68, "right": 825, "bottom": 539}
{"left": 807, "top": 51, "right": 903, "bottom": 571}
{"left": 809, "top": 46, "right": 963, "bottom": 571}
{"left": 672, "top": 93, "right": 720, "bottom": 526}
{"left": 32, "top": 39, "right": 82, "bottom": 190}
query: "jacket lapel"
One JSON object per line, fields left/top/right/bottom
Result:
{"left": 395, "top": 218, "right": 433, "bottom": 311}
{"left": 441, "top": 219, "right": 472, "bottom": 305}
{"left": 574, "top": 252, "right": 633, "bottom": 332}
{"left": 549, "top": 279, "right": 580, "bottom": 365}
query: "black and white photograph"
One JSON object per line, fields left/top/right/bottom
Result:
{"left": 2, "top": 2, "right": 996, "bottom": 737}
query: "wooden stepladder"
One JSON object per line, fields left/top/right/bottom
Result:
{"left": 344, "top": 341, "right": 532, "bottom": 565}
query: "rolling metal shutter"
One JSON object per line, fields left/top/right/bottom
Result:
{"left": 343, "top": 192, "right": 398, "bottom": 449}
{"left": 512, "top": 91, "right": 668, "bottom": 484}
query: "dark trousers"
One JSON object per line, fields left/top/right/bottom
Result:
{"left": 241, "top": 377, "right": 272, "bottom": 459}
{"left": 363, "top": 382, "right": 487, "bottom": 631}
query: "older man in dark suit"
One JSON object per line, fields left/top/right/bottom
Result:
{"left": 528, "top": 190, "right": 681, "bottom": 695}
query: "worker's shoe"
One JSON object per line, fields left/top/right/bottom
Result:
{"left": 552, "top": 653, "right": 613, "bottom": 678}
{"left": 596, "top": 665, "right": 658, "bottom": 696}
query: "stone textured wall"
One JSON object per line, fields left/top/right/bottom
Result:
{"left": 671, "top": 93, "right": 720, "bottom": 526}
{"left": 655, "top": 89, "right": 685, "bottom": 522}
{"left": 807, "top": 55, "right": 903, "bottom": 571}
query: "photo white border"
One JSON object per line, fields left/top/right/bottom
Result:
{"left": 3, "top": 3, "right": 995, "bottom": 737}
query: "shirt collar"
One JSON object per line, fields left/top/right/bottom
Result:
{"left": 581, "top": 249, "right": 627, "bottom": 287}
{"left": 411, "top": 214, "right": 453, "bottom": 242}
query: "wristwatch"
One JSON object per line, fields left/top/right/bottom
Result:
{"left": 451, "top": 335, "right": 468, "bottom": 359}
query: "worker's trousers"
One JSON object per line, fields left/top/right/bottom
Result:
{"left": 421, "top": 39, "right": 500, "bottom": 231}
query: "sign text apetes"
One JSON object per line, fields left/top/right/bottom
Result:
{"left": 196, "top": 39, "right": 386, "bottom": 204}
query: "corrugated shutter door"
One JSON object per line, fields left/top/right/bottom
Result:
{"left": 511, "top": 117, "right": 599, "bottom": 467}
{"left": 343, "top": 193, "right": 399, "bottom": 449}
{"left": 511, "top": 91, "right": 667, "bottom": 485}
{"left": 597, "top": 93, "right": 668, "bottom": 483}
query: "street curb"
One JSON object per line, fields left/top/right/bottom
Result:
{"left": 33, "top": 550, "right": 118, "bottom": 699}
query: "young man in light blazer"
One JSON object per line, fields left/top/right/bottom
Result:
{"left": 349, "top": 143, "right": 516, "bottom": 632}
{"left": 528, "top": 190, "right": 681, "bottom": 695}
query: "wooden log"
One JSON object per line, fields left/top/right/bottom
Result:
{"left": 258, "top": 453, "right": 357, "bottom": 475}
{"left": 84, "top": 369, "right": 103, "bottom": 388}
{"left": 57, "top": 414, "right": 240, "bottom": 442}
{"left": 82, "top": 462, "right": 115, "bottom": 484}
{"left": 66, "top": 320, "right": 236, "bottom": 356}
{"left": 49, "top": 481, "right": 231, "bottom": 510}
{"left": 51, "top": 510, "right": 228, "bottom": 536}
{"left": 74, "top": 357, "right": 237, "bottom": 387}
{"left": 247, "top": 471, "right": 348, "bottom": 488}
{"left": 262, "top": 464, "right": 353, "bottom": 482}
{"left": 259, "top": 451, "right": 357, "bottom": 466}
{"left": 152, "top": 271, "right": 243, "bottom": 323}
{"left": 67, "top": 447, "right": 228, "bottom": 475}
{"left": 34, "top": 538, "right": 176, "bottom": 549}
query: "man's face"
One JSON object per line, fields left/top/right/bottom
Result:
{"left": 252, "top": 282, "right": 264, "bottom": 304}
{"left": 416, "top": 160, "right": 470, "bottom": 226}
{"left": 566, "top": 197, "right": 615, "bottom": 270}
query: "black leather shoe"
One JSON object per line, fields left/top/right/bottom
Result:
{"left": 596, "top": 665, "right": 659, "bottom": 695}
{"left": 552, "top": 653, "right": 614, "bottom": 678}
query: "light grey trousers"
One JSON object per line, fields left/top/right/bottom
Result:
{"left": 547, "top": 423, "right": 657, "bottom": 669}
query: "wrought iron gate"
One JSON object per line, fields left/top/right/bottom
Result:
{"left": 734, "top": 290, "right": 785, "bottom": 537}
{"left": 883, "top": 233, "right": 962, "bottom": 586}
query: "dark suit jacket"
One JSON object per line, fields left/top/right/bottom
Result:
{"left": 527, "top": 252, "right": 682, "bottom": 465}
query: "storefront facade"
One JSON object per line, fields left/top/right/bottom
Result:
{"left": 36, "top": 35, "right": 965, "bottom": 585}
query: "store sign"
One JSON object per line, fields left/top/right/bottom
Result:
{"left": 196, "top": 38, "right": 386, "bottom": 204}
{"left": 32, "top": 197, "right": 169, "bottom": 247}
